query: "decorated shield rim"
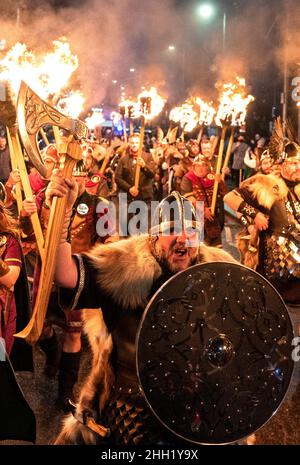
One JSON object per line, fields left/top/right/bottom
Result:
{"left": 136, "top": 260, "right": 295, "bottom": 445}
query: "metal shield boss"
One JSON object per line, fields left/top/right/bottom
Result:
{"left": 136, "top": 262, "right": 294, "bottom": 444}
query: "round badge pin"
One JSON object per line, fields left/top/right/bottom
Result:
{"left": 77, "top": 203, "right": 89, "bottom": 216}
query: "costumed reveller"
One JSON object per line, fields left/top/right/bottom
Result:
{"left": 115, "top": 132, "right": 156, "bottom": 201}
{"left": 115, "top": 133, "right": 156, "bottom": 234}
{"left": 173, "top": 140, "right": 193, "bottom": 191}
{"left": 0, "top": 195, "right": 35, "bottom": 444}
{"left": 82, "top": 143, "right": 110, "bottom": 199}
{"left": 181, "top": 155, "right": 227, "bottom": 247}
{"left": 224, "top": 120, "right": 300, "bottom": 337}
{"left": 22, "top": 161, "right": 117, "bottom": 411}
{"left": 0, "top": 197, "right": 31, "bottom": 361}
{"left": 43, "top": 167, "right": 236, "bottom": 444}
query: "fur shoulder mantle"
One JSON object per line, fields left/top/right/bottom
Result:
{"left": 240, "top": 173, "right": 289, "bottom": 210}
{"left": 84, "top": 235, "right": 237, "bottom": 310}
{"left": 84, "top": 235, "right": 162, "bottom": 309}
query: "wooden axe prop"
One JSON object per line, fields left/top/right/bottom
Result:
{"left": 14, "top": 81, "right": 88, "bottom": 344}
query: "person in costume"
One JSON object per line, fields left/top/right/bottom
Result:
{"left": 0, "top": 194, "right": 35, "bottom": 444}
{"left": 224, "top": 119, "right": 300, "bottom": 336}
{"left": 180, "top": 155, "right": 227, "bottom": 247}
{"left": 41, "top": 167, "right": 236, "bottom": 444}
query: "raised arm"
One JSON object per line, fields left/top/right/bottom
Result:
{"left": 44, "top": 169, "right": 79, "bottom": 289}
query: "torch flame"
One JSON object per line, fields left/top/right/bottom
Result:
{"left": 85, "top": 108, "right": 105, "bottom": 130}
{"left": 0, "top": 38, "right": 79, "bottom": 100}
{"left": 111, "top": 111, "right": 122, "bottom": 125}
{"left": 56, "top": 90, "right": 85, "bottom": 119}
{"left": 170, "top": 102, "right": 198, "bottom": 132}
{"left": 194, "top": 97, "right": 216, "bottom": 126}
{"left": 119, "top": 98, "right": 140, "bottom": 119}
{"left": 215, "top": 77, "right": 254, "bottom": 127}
{"left": 137, "top": 87, "right": 166, "bottom": 121}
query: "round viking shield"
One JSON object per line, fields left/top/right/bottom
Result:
{"left": 136, "top": 262, "right": 294, "bottom": 444}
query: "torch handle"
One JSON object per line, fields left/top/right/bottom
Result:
{"left": 122, "top": 119, "right": 127, "bottom": 143}
{"left": 134, "top": 116, "right": 145, "bottom": 190}
{"left": 197, "top": 126, "right": 204, "bottom": 143}
{"left": 211, "top": 126, "right": 227, "bottom": 216}
{"left": 6, "top": 127, "right": 23, "bottom": 215}
{"left": 221, "top": 127, "right": 235, "bottom": 180}
{"left": 14, "top": 133, "right": 45, "bottom": 262}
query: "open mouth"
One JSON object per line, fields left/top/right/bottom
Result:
{"left": 173, "top": 247, "right": 188, "bottom": 257}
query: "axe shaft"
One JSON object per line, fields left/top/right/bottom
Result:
{"left": 197, "top": 125, "right": 204, "bottom": 143}
{"left": 40, "top": 128, "right": 50, "bottom": 146}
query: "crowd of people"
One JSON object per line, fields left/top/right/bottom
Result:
{"left": 0, "top": 116, "right": 299, "bottom": 445}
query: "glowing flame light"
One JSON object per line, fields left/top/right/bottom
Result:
{"left": 169, "top": 103, "right": 198, "bottom": 132}
{"left": 0, "top": 38, "right": 79, "bottom": 102}
{"left": 137, "top": 87, "right": 166, "bottom": 121}
{"left": 85, "top": 108, "right": 105, "bottom": 130}
{"left": 194, "top": 97, "right": 216, "bottom": 126}
{"left": 119, "top": 99, "right": 140, "bottom": 119}
{"left": 215, "top": 77, "right": 254, "bottom": 127}
{"left": 56, "top": 90, "right": 85, "bottom": 119}
{"left": 111, "top": 111, "right": 122, "bottom": 125}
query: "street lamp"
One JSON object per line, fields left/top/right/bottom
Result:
{"left": 197, "top": 2, "right": 226, "bottom": 53}
{"left": 197, "top": 3, "right": 216, "bottom": 20}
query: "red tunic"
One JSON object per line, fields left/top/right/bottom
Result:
{"left": 0, "top": 235, "right": 22, "bottom": 355}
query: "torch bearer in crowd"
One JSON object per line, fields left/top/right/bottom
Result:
{"left": 211, "top": 77, "right": 254, "bottom": 214}
{"left": 134, "top": 87, "right": 166, "bottom": 190}
{"left": 220, "top": 79, "right": 254, "bottom": 180}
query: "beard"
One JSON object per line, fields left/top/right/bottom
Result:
{"left": 152, "top": 238, "right": 198, "bottom": 274}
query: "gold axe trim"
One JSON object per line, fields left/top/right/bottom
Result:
{"left": 17, "top": 81, "right": 88, "bottom": 178}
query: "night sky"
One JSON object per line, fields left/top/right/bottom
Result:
{"left": 1, "top": 0, "right": 299, "bottom": 135}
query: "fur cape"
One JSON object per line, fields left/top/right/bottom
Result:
{"left": 55, "top": 235, "right": 237, "bottom": 445}
{"left": 237, "top": 173, "right": 300, "bottom": 270}
{"left": 237, "top": 173, "right": 288, "bottom": 271}
{"left": 240, "top": 173, "right": 292, "bottom": 210}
